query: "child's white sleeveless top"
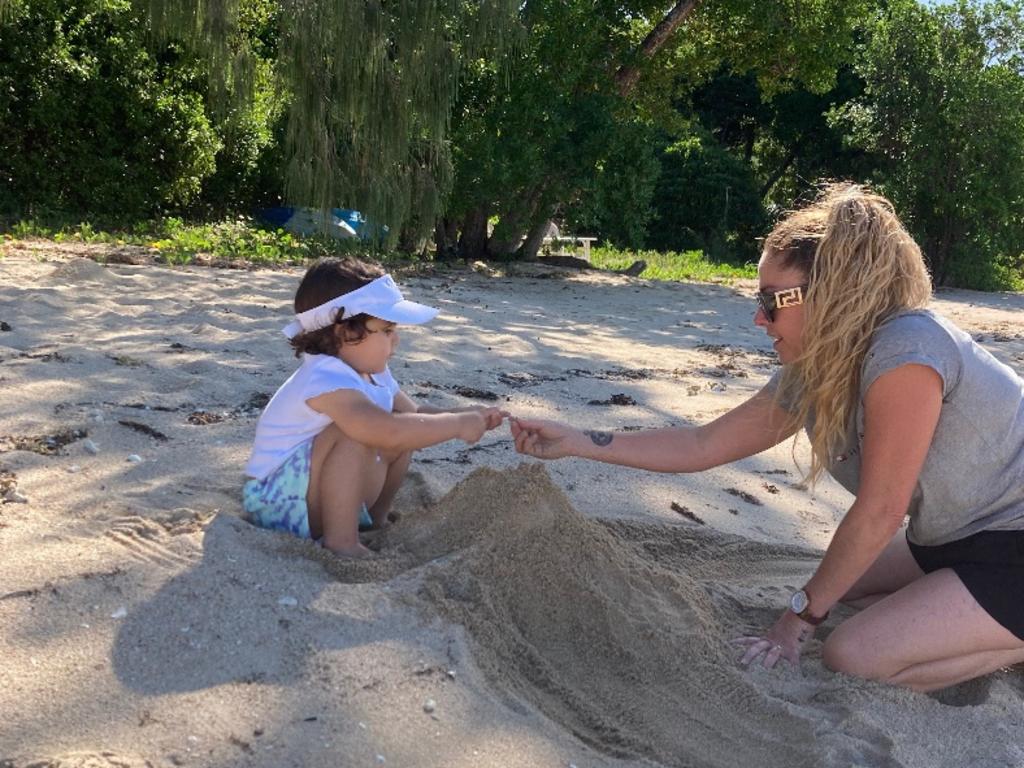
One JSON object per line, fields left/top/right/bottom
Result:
{"left": 245, "top": 353, "right": 400, "bottom": 479}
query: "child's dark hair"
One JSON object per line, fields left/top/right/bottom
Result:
{"left": 289, "top": 257, "right": 387, "bottom": 358}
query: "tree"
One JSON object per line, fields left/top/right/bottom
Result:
{"left": 444, "top": 0, "right": 875, "bottom": 261}
{"left": 0, "top": 0, "right": 220, "bottom": 218}
{"left": 0, "top": 0, "right": 284, "bottom": 220}
{"left": 130, "top": 0, "right": 520, "bottom": 244}
{"left": 443, "top": 0, "right": 664, "bottom": 260}
{"left": 684, "top": 65, "right": 873, "bottom": 207}
{"left": 647, "top": 131, "right": 767, "bottom": 258}
{"left": 835, "top": 0, "right": 1024, "bottom": 287}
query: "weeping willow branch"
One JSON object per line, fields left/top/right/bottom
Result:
{"left": 144, "top": 0, "right": 253, "bottom": 111}
{"left": 0, "top": 0, "right": 19, "bottom": 23}
{"left": 142, "top": 0, "right": 519, "bottom": 243}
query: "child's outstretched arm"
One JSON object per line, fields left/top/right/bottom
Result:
{"left": 393, "top": 390, "right": 507, "bottom": 431}
{"left": 308, "top": 389, "right": 490, "bottom": 452}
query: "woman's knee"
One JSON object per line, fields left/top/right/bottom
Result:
{"left": 822, "top": 623, "right": 886, "bottom": 681}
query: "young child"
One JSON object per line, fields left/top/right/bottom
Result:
{"left": 244, "top": 257, "right": 505, "bottom": 557}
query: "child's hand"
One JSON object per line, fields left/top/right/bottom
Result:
{"left": 456, "top": 411, "right": 489, "bottom": 444}
{"left": 475, "top": 406, "right": 508, "bottom": 430}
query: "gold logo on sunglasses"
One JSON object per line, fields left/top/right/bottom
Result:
{"left": 775, "top": 287, "right": 804, "bottom": 308}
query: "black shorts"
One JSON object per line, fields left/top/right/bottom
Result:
{"left": 907, "top": 528, "right": 1024, "bottom": 641}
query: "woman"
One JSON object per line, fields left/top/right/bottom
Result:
{"left": 511, "top": 184, "right": 1024, "bottom": 692}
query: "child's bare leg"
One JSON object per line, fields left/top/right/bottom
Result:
{"left": 307, "top": 425, "right": 386, "bottom": 556}
{"left": 367, "top": 450, "right": 412, "bottom": 528}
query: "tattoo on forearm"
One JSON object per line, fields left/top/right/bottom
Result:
{"left": 584, "top": 430, "right": 613, "bottom": 447}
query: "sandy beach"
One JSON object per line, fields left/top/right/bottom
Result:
{"left": 2, "top": 244, "right": 1023, "bottom": 768}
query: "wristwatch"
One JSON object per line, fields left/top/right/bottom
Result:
{"left": 789, "top": 588, "right": 830, "bottom": 625}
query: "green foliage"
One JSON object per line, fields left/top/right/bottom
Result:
{"left": 626, "top": 0, "right": 875, "bottom": 130}
{"left": 0, "top": 0, "right": 283, "bottom": 221}
{"left": 563, "top": 122, "right": 662, "bottom": 249}
{"left": 148, "top": 218, "right": 304, "bottom": 264}
{"left": 3, "top": 0, "right": 1022, "bottom": 292}
{"left": 589, "top": 245, "right": 757, "bottom": 282}
{"left": 148, "top": 0, "right": 521, "bottom": 243}
{"left": 835, "top": 0, "right": 1024, "bottom": 288}
{"left": 686, "top": 66, "right": 872, "bottom": 206}
{"left": 648, "top": 133, "right": 767, "bottom": 261}
{"left": 0, "top": 0, "right": 221, "bottom": 218}
{"left": 449, "top": 0, "right": 876, "bottom": 260}
{"left": 197, "top": 57, "right": 287, "bottom": 215}
{"left": 449, "top": 1, "right": 650, "bottom": 253}
{"left": 0, "top": 216, "right": 402, "bottom": 266}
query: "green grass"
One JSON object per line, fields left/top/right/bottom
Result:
{"left": 1, "top": 216, "right": 400, "bottom": 266}
{"left": 2, "top": 216, "right": 757, "bottom": 283}
{"left": 588, "top": 245, "right": 757, "bottom": 282}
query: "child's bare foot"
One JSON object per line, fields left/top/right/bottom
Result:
{"left": 325, "top": 541, "right": 374, "bottom": 559}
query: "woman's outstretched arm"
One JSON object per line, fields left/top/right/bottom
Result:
{"left": 511, "top": 384, "right": 798, "bottom": 473}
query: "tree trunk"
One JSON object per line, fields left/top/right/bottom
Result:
{"left": 458, "top": 206, "right": 490, "bottom": 262}
{"left": 614, "top": 0, "right": 701, "bottom": 97}
{"left": 760, "top": 142, "right": 800, "bottom": 198}
{"left": 397, "top": 225, "right": 428, "bottom": 255}
{"left": 434, "top": 217, "right": 459, "bottom": 260}
{"left": 488, "top": 187, "right": 544, "bottom": 258}
{"left": 518, "top": 213, "right": 555, "bottom": 261}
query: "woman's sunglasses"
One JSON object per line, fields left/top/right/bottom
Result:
{"left": 756, "top": 284, "right": 809, "bottom": 321}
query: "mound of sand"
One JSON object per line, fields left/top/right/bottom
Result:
{"left": 49, "top": 256, "right": 118, "bottom": 284}
{"left": 382, "top": 464, "right": 889, "bottom": 767}
{"left": 308, "top": 464, "right": 1022, "bottom": 767}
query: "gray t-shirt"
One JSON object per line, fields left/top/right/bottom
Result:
{"left": 769, "top": 309, "right": 1024, "bottom": 545}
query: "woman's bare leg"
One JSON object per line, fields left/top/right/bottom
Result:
{"left": 824, "top": 568, "right": 1024, "bottom": 691}
{"left": 840, "top": 530, "right": 925, "bottom": 608}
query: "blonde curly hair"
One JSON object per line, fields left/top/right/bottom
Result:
{"left": 766, "top": 184, "right": 933, "bottom": 485}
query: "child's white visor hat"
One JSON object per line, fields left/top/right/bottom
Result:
{"left": 282, "top": 274, "right": 439, "bottom": 339}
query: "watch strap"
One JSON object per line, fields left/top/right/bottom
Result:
{"left": 796, "top": 605, "right": 830, "bottom": 626}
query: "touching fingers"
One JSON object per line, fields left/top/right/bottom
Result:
{"left": 514, "top": 427, "right": 530, "bottom": 454}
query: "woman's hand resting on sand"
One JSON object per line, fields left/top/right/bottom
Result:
{"left": 733, "top": 609, "right": 815, "bottom": 670}
{"left": 511, "top": 418, "right": 581, "bottom": 460}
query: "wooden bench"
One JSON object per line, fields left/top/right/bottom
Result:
{"left": 542, "top": 235, "right": 598, "bottom": 261}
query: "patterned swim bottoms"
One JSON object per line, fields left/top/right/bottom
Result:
{"left": 242, "top": 440, "right": 371, "bottom": 539}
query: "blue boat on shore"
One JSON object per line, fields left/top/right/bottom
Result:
{"left": 257, "top": 207, "right": 384, "bottom": 240}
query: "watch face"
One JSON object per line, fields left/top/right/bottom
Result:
{"left": 790, "top": 590, "right": 809, "bottom": 614}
